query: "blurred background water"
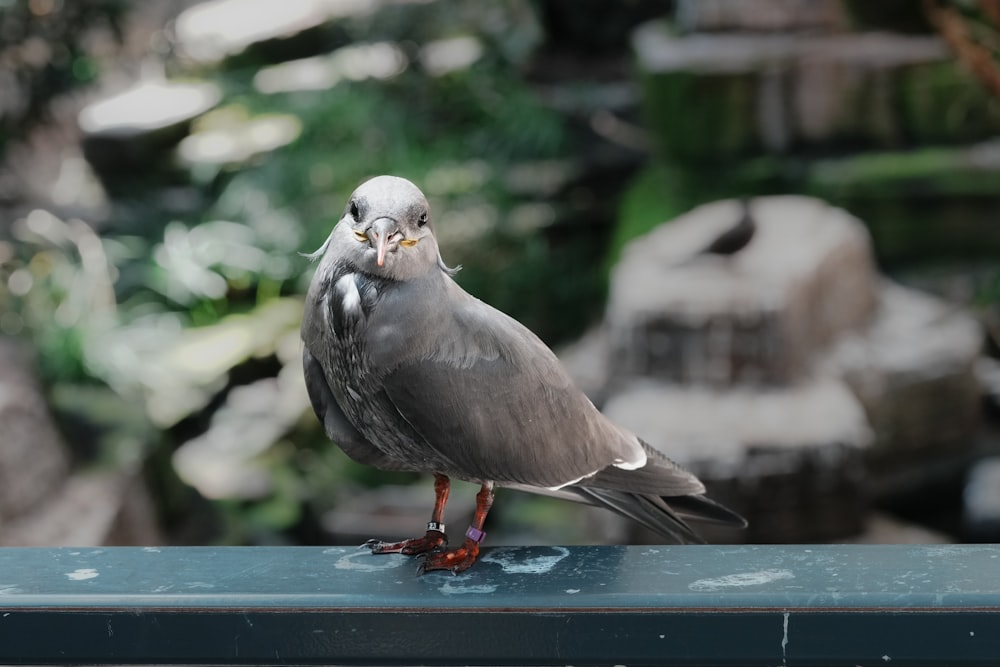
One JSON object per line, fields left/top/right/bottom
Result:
{"left": 0, "top": 0, "right": 998, "bottom": 548}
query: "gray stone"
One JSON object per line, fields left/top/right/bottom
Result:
{"left": 675, "top": 0, "right": 846, "bottom": 34}
{"left": 963, "top": 457, "right": 1000, "bottom": 542}
{"left": 603, "top": 376, "right": 872, "bottom": 543}
{"left": 822, "top": 282, "right": 982, "bottom": 467}
{"left": 174, "top": 0, "right": 374, "bottom": 66}
{"left": 556, "top": 324, "right": 611, "bottom": 406}
{"left": 0, "top": 338, "right": 70, "bottom": 523}
{"left": 607, "top": 196, "right": 878, "bottom": 386}
{"left": 0, "top": 470, "right": 162, "bottom": 546}
{"left": 632, "top": 20, "right": 998, "bottom": 161}
{"left": 845, "top": 512, "right": 952, "bottom": 544}
{"left": 77, "top": 81, "right": 221, "bottom": 187}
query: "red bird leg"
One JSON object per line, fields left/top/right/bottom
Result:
{"left": 363, "top": 474, "right": 450, "bottom": 555}
{"left": 420, "top": 481, "right": 494, "bottom": 574}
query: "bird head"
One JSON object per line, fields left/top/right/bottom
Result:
{"left": 328, "top": 175, "right": 452, "bottom": 280}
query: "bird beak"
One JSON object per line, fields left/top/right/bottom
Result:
{"left": 371, "top": 217, "right": 396, "bottom": 267}
{"left": 376, "top": 235, "right": 388, "bottom": 267}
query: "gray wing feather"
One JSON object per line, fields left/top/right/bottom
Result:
{"left": 571, "top": 487, "right": 706, "bottom": 543}
{"left": 380, "top": 287, "right": 704, "bottom": 492}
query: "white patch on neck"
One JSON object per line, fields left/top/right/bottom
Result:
{"left": 335, "top": 273, "right": 362, "bottom": 315}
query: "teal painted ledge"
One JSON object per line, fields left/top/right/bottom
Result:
{"left": 1, "top": 544, "right": 999, "bottom": 665}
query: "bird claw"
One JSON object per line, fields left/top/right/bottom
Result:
{"left": 416, "top": 537, "right": 480, "bottom": 574}
{"left": 361, "top": 530, "right": 447, "bottom": 556}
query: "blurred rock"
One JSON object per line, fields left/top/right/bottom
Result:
{"left": 593, "top": 192, "right": 986, "bottom": 542}
{"left": 0, "top": 340, "right": 162, "bottom": 546}
{"left": 604, "top": 376, "right": 872, "bottom": 543}
{"left": 824, "top": 282, "right": 982, "bottom": 467}
{"left": 77, "top": 81, "right": 221, "bottom": 191}
{"left": 0, "top": 338, "right": 70, "bottom": 523}
{"left": 675, "top": 0, "right": 846, "bottom": 33}
{"left": 633, "top": 19, "right": 1000, "bottom": 161}
{"left": 607, "top": 196, "right": 878, "bottom": 386}
{"left": 0, "top": 470, "right": 162, "bottom": 546}
{"left": 556, "top": 324, "right": 610, "bottom": 405}
{"left": 845, "top": 512, "right": 952, "bottom": 544}
{"left": 962, "top": 457, "right": 1000, "bottom": 542}
{"left": 976, "top": 356, "right": 1000, "bottom": 419}
{"left": 174, "top": 0, "right": 375, "bottom": 67}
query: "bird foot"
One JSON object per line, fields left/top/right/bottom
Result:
{"left": 417, "top": 537, "right": 480, "bottom": 574}
{"left": 362, "top": 529, "right": 447, "bottom": 556}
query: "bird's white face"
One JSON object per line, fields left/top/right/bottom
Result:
{"left": 336, "top": 176, "right": 440, "bottom": 280}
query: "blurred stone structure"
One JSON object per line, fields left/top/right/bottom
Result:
{"left": 563, "top": 196, "right": 982, "bottom": 543}
{"left": 0, "top": 338, "right": 161, "bottom": 546}
{"left": 557, "top": 0, "right": 995, "bottom": 543}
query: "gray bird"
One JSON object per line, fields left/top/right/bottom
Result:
{"left": 302, "top": 175, "right": 745, "bottom": 573}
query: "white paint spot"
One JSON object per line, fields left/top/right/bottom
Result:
{"left": 0, "top": 586, "right": 21, "bottom": 595}
{"left": 689, "top": 569, "right": 794, "bottom": 591}
{"left": 658, "top": 634, "right": 665, "bottom": 639}
{"left": 781, "top": 611, "right": 789, "bottom": 664}
{"left": 2, "top": 613, "right": 9, "bottom": 617}
{"left": 152, "top": 585, "right": 173, "bottom": 593}
{"left": 882, "top": 655, "right": 892, "bottom": 662}
{"left": 184, "top": 581, "right": 215, "bottom": 589}
{"left": 565, "top": 589, "right": 580, "bottom": 594}
{"left": 970, "top": 631, "right": 975, "bottom": 637}
{"left": 143, "top": 547, "right": 162, "bottom": 553}
{"left": 480, "top": 547, "right": 570, "bottom": 574}
{"left": 333, "top": 550, "right": 405, "bottom": 572}
{"left": 438, "top": 581, "right": 498, "bottom": 596}
{"left": 65, "top": 569, "right": 99, "bottom": 581}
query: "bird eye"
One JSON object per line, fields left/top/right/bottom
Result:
{"left": 349, "top": 199, "right": 360, "bottom": 219}
{"left": 418, "top": 211, "right": 428, "bottom": 227}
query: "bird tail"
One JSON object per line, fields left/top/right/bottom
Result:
{"left": 571, "top": 487, "right": 707, "bottom": 544}
{"left": 667, "top": 493, "right": 747, "bottom": 528}
{"left": 503, "top": 482, "right": 747, "bottom": 543}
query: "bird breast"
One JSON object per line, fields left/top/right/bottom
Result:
{"left": 321, "top": 268, "right": 447, "bottom": 472}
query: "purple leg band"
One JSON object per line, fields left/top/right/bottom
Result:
{"left": 465, "top": 526, "right": 486, "bottom": 543}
